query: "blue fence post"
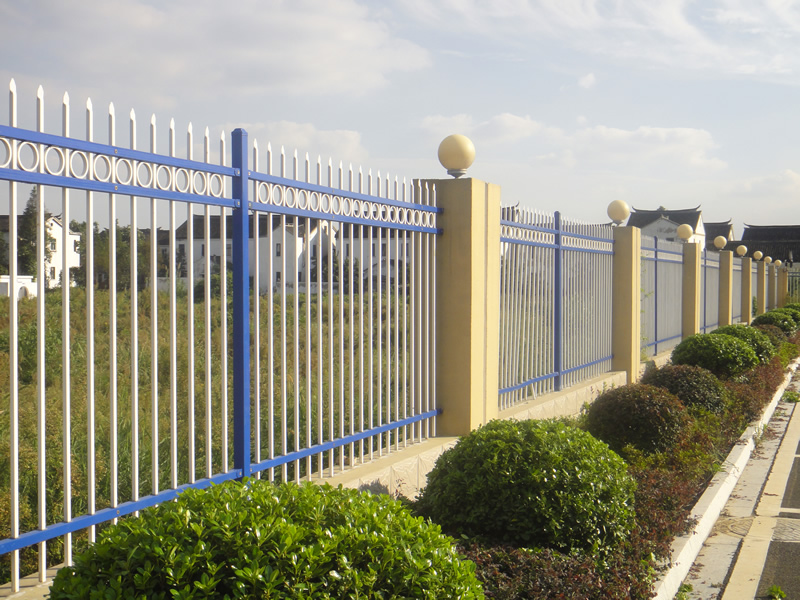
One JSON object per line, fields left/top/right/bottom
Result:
{"left": 554, "top": 211, "right": 563, "bottom": 391}
{"left": 231, "top": 129, "right": 251, "bottom": 480}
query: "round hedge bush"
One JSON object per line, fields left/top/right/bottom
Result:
{"left": 710, "top": 325, "right": 776, "bottom": 364}
{"left": 640, "top": 364, "right": 726, "bottom": 413}
{"left": 417, "top": 419, "right": 635, "bottom": 553}
{"left": 773, "top": 307, "right": 800, "bottom": 327}
{"left": 671, "top": 333, "right": 759, "bottom": 378}
{"left": 585, "top": 384, "right": 691, "bottom": 454}
{"left": 50, "top": 480, "right": 483, "bottom": 600}
{"left": 751, "top": 310, "right": 797, "bottom": 335}
{"left": 753, "top": 323, "right": 788, "bottom": 349}
{"left": 784, "top": 302, "right": 800, "bottom": 313}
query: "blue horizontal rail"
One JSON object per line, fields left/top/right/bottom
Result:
{"left": 0, "top": 470, "right": 243, "bottom": 555}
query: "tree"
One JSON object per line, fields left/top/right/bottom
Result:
{"left": 71, "top": 220, "right": 150, "bottom": 290}
{"left": 15, "top": 188, "right": 54, "bottom": 278}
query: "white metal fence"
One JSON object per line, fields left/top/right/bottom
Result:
{"left": 701, "top": 248, "right": 721, "bottom": 332}
{"left": 0, "top": 80, "right": 438, "bottom": 589}
{"left": 640, "top": 236, "right": 684, "bottom": 358}
{"left": 498, "top": 209, "right": 613, "bottom": 409}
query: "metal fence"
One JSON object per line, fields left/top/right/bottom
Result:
{"left": 701, "top": 248, "right": 720, "bottom": 332}
{"left": 0, "top": 81, "right": 439, "bottom": 587}
{"left": 732, "top": 255, "right": 743, "bottom": 322}
{"left": 498, "top": 209, "right": 613, "bottom": 409}
{"left": 790, "top": 266, "right": 800, "bottom": 302}
{"left": 640, "top": 236, "right": 684, "bottom": 358}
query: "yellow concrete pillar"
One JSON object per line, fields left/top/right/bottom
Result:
{"left": 740, "top": 257, "right": 752, "bottom": 324}
{"left": 611, "top": 226, "right": 641, "bottom": 384}
{"left": 719, "top": 251, "right": 733, "bottom": 326}
{"left": 420, "top": 177, "right": 500, "bottom": 436}
{"left": 682, "top": 243, "right": 701, "bottom": 338}
{"left": 757, "top": 261, "right": 766, "bottom": 315}
{"left": 778, "top": 268, "right": 788, "bottom": 307}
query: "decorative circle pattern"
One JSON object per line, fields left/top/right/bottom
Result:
{"left": 0, "top": 136, "right": 228, "bottom": 198}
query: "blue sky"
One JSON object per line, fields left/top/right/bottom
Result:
{"left": 2, "top": 0, "right": 800, "bottom": 236}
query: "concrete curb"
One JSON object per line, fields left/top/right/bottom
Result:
{"left": 652, "top": 357, "right": 800, "bottom": 600}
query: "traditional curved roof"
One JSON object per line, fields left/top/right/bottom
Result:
{"left": 626, "top": 206, "right": 702, "bottom": 230}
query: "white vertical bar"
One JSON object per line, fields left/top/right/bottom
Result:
{"left": 430, "top": 186, "right": 437, "bottom": 436}
{"left": 220, "top": 132, "right": 228, "bottom": 472}
{"left": 108, "top": 103, "right": 118, "bottom": 523}
{"left": 129, "top": 109, "right": 139, "bottom": 508}
{"left": 86, "top": 98, "right": 96, "bottom": 544}
{"left": 253, "top": 141, "right": 261, "bottom": 480}
{"left": 8, "top": 78, "right": 20, "bottom": 592}
{"left": 304, "top": 158, "right": 312, "bottom": 478}
{"left": 348, "top": 166, "right": 355, "bottom": 462}
{"left": 337, "top": 162, "right": 345, "bottom": 469}
{"left": 203, "top": 128, "right": 212, "bottom": 479}
{"left": 35, "top": 85, "right": 47, "bottom": 579}
{"left": 280, "top": 147, "right": 287, "bottom": 482}
{"left": 367, "top": 176, "right": 374, "bottom": 459}
{"left": 376, "top": 173, "right": 383, "bottom": 455}
{"left": 267, "top": 144, "right": 275, "bottom": 482}
{"left": 187, "top": 124, "right": 196, "bottom": 484}
{"left": 316, "top": 159, "right": 324, "bottom": 476}
{"left": 169, "top": 119, "right": 178, "bottom": 490}
{"left": 149, "top": 114, "right": 158, "bottom": 497}
{"left": 61, "top": 91, "right": 73, "bottom": 565}
{"left": 327, "top": 160, "right": 334, "bottom": 475}
{"left": 358, "top": 168, "right": 365, "bottom": 461}
{"left": 293, "top": 152, "right": 300, "bottom": 482}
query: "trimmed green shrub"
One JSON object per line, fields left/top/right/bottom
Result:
{"left": 417, "top": 419, "right": 635, "bottom": 553}
{"left": 586, "top": 384, "right": 691, "bottom": 454}
{"left": 50, "top": 480, "right": 483, "bottom": 600}
{"left": 772, "top": 307, "right": 800, "bottom": 327}
{"left": 711, "top": 325, "right": 776, "bottom": 364}
{"left": 751, "top": 310, "right": 797, "bottom": 335}
{"left": 641, "top": 364, "right": 726, "bottom": 413}
{"left": 753, "top": 323, "right": 788, "bottom": 349}
{"left": 784, "top": 303, "right": 800, "bottom": 313}
{"left": 671, "top": 333, "right": 759, "bottom": 378}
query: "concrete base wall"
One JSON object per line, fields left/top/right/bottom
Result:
{"left": 321, "top": 369, "right": 627, "bottom": 500}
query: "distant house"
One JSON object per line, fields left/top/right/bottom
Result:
{"left": 0, "top": 214, "right": 80, "bottom": 296}
{"left": 159, "top": 214, "right": 333, "bottom": 294}
{"left": 733, "top": 225, "right": 800, "bottom": 266}
{"left": 336, "top": 225, "right": 411, "bottom": 283}
{"left": 625, "top": 206, "right": 706, "bottom": 245}
{"left": 704, "top": 220, "right": 735, "bottom": 250}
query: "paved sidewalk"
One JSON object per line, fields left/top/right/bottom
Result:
{"left": 682, "top": 369, "right": 800, "bottom": 599}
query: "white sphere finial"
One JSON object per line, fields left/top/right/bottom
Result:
{"left": 765, "top": 256, "right": 772, "bottom": 264}
{"left": 714, "top": 236, "right": 727, "bottom": 250}
{"left": 736, "top": 245, "right": 747, "bottom": 256}
{"left": 438, "top": 134, "right": 475, "bottom": 178}
{"left": 677, "top": 224, "right": 694, "bottom": 241}
{"left": 753, "top": 251, "right": 763, "bottom": 260}
{"left": 607, "top": 200, "right": 630, "bottom": 225}
{"left": 775, "top": 259, "right": 782, "bottom": 267}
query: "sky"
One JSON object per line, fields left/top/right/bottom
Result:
{"left": 2, "top": 0, "right": 800, "bottom": 237}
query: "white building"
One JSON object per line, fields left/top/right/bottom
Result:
{"left": 626, "top": 206, "right": 706, "bottom": 245}
{"left": 0, "top": 215, "right": 81, "bottom": 296}
{"left": 161, "top": 214, "right": 333, "bottom": 294}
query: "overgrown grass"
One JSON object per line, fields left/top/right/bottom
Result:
{"left": 0, "top": 286, "right": 413, "bottom": 583}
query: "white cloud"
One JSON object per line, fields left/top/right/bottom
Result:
{"left": 0, "top": 0, "right": 431, "bottom": 105}
{"left": 223, "top": 120, "right": 369, "bottom": 168}
{"left": 578, "top": 73, "right": 596, "bottom": 89}
{"left": 420, "top": 112, "right": 725, "bottom": 173}
{"left": 394, "top": 0, "right": 800, "bottom": 82}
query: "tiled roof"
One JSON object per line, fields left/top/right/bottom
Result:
{"left": 626, "top": 207, "right": 702, "bottom": 230}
